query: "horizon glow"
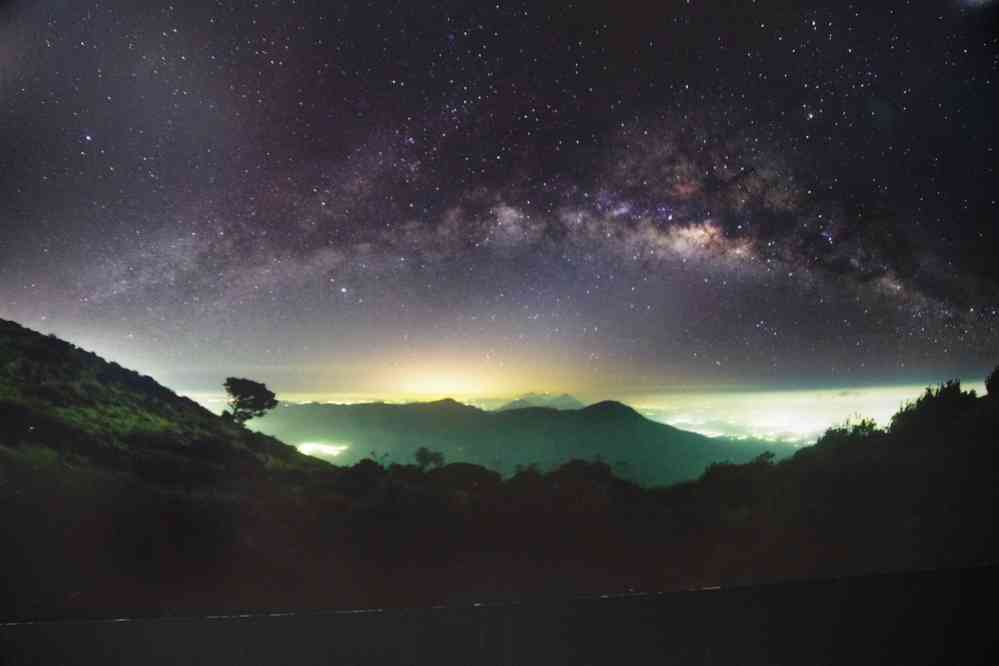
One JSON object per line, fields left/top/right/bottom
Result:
{"left": 187, "top": 379, "right": 987, "bottom": 446}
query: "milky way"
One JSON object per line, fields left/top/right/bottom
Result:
{"left": 1, "top": 1, "right": 996, "bottom": 396}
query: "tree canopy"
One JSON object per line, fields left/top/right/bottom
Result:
{"left": 223, "top": 377, "right": 278, "bottom": 426}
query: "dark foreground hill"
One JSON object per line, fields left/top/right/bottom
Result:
{"left": 0, "top": 319, "right": 997, "bottom": 621}
{"left": 250, "top": 399, "right": 784, "bottom": 486}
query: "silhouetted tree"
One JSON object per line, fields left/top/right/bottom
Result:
{"left": 987, "top": 366, "right": 998, "bottom": 400}
{"left": 414, "top": 446, "right": 445, "bottom": 470}
{"left": 223, "top": 377, "right": 278, "bottom": 425}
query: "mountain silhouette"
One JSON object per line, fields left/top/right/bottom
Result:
{"left": 251, "top": 397, "right": 783, "bottom": 486}
{"left": 497, "top": 392, "right": 586, "bottom": 411}
{"left": 579, "top": 400, "right": 643, "bottom": 421}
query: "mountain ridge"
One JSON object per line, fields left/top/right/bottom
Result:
{"left": 251, "top": 396, "right": 784, "bottom": 485}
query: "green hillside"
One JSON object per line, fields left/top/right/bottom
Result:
{"left": 0, "top": 319, "right": 324, "bottom": 484}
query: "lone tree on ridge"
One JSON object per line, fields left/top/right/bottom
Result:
{"left": 223, "top": 377, "right": 278, "bottom": 425}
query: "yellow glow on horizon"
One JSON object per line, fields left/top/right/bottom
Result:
{"left": 396, "top": 372, "right": 492, "bottom": 397}
{"left": 382, "top": 354, "right": 585, "bottom": 399}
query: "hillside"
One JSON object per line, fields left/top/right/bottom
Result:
{"left": 0, "top": 319, "right": 324, "bottom": 484}
{"left": 249, "top": 397, "right": 786, "bottom": 486}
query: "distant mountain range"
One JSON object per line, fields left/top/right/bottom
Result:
{"left": 251, "top": 398, "right": 785, "bottom": 486}
{"left": 496, "top": 393, "right": 586, "bottom": 411}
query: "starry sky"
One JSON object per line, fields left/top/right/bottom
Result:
{"left": 1, "top": 0, "right": 997, "bottom": 404}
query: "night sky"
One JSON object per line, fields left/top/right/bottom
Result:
{"left": 1, "top": 0, "right": 997, "bottom": 403}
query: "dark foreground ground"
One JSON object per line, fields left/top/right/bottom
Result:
{"left": 2, "top": 564, "right": 995, "bottom": 665}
